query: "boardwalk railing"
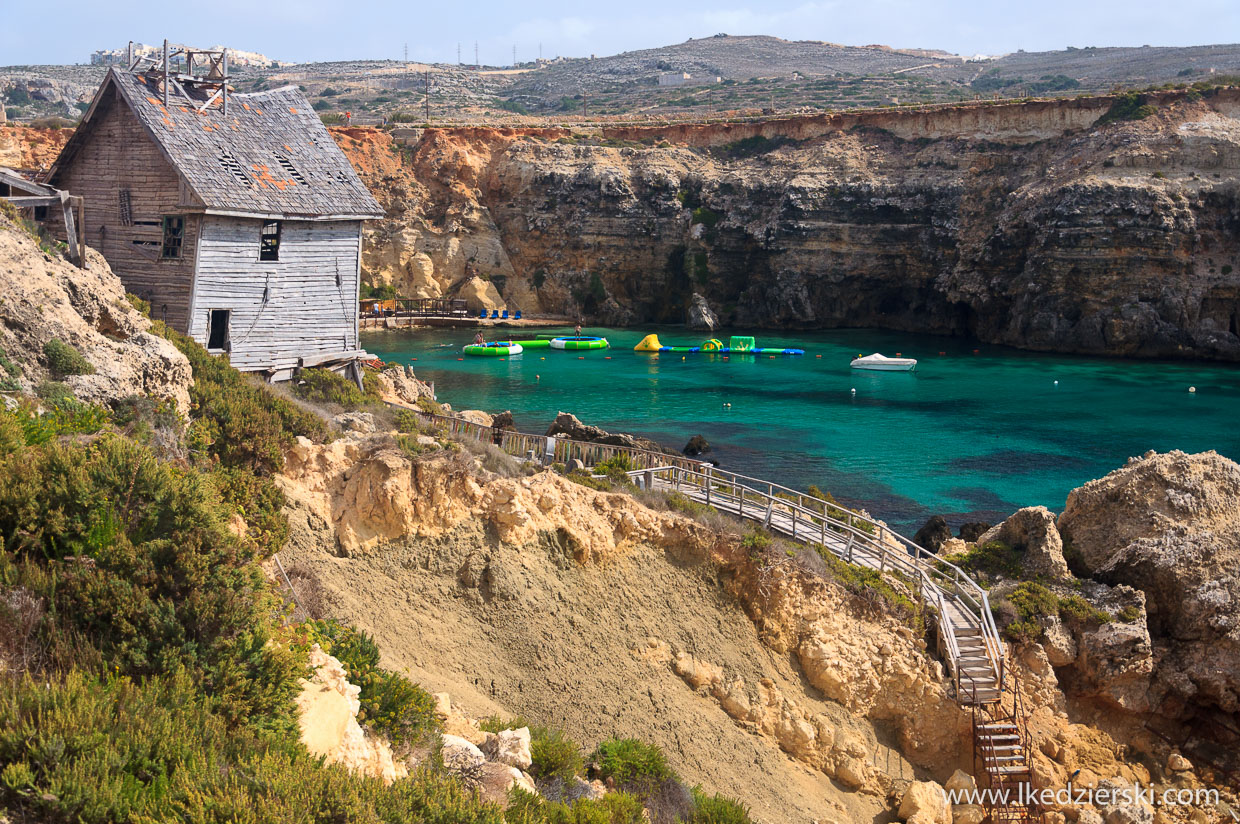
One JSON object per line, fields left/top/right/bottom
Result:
{"left": 410, "top": 408, "right": 1005, "bottom": 702}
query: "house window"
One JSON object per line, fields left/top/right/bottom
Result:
{"left": 260, "top": 220, "right": 281, "bottom": 261}
{"left": 118, "top": 190, "right": 132, "bottom": 226}
{"left": 161, "top": 216, "right": 184, "bottom": 259}
{"left": 207, "top": 309, "right": 230, "bottom": 351}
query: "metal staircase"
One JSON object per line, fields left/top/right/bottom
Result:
{"left": 973, "top": 672, "right": 1042, "bottom": 823}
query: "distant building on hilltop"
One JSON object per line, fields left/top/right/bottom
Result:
{"left": 50, "top": 45, "right": 382, "bottom": 384}
{"left": 658, "top": 72, "right": 692, "bottom": 87}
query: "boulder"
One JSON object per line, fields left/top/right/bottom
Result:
{"left": 440, "top": 734, "right": 486, "bottom": 773}
{"left": 944, "top": 768, "right": 976, "bottom": 794}
{"left": 683, "top": 434, "right": 711, "bottom": 456}
{"left": 1076, "top": 618, "right": 1155, "bottom": 712}
{"left": 898, "top": 781, "right": 950, "bottom": 824}
{"left": 1059, "top": 450, "right": 1240, "bottom": 717}
{"left": 958, "top": 522, "right": 991, "bottom": 542}
{"left": 914, "top": 516, "right": 953, "bottom": 553}
{"left": 482, "top": 727, "right": 532, "bottom": 770}
{"left": 333, "top": 412, "right": 376, "bottom": 434}
{"left": 457, "top": 410, "right": 494, "bottom": 427}
{"left": 491, "top": 410, "right": 516, "bottom": 431}
{"left": 686, "top": 292, "right": 720, "bottom": 331}
{"left": 977, "top": 506, "right": 1071, "bottom": 580}
{"left": 476, "top": 762, "right": 536, "bottom": 803}
{"left": 1166, "top": 752, "right": 1192, "bottom": 772}
{"left": 457, "top": 276, "right": 504, "bottom": 313}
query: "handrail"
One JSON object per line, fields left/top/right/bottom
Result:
{"left": 407, "top": 408, "right": 1006, "bottom": 702}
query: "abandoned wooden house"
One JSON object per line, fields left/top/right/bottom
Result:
{"left": 47, "top": 43, "right": 383, "bottom": 382}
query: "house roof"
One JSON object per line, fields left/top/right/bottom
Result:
{"left": 51, "top": 68, "right": 383, "bottom": 221}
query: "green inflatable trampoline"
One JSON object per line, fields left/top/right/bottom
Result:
{"left": 463, "top": 341, "right": 524, "bottom": 357}
{"left": 549, "top": 336, "right": 609, "bottom": 351}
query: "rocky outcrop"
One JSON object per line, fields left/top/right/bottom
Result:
{"left": 544, "top": 411, "right": 668, "bottom": 454}
{"left": 977, "top": 506, "right": 1072, "bottom": 580}
{"left": 342, "top": 90, "right": 1240, "bottom": 360}
{"left": 295, "top": 645, "right": 407, "bottom": 784}
{"left": 685, "top": 293, "right": 719, "bottom": 331}
{"left": 913, "top": 515, "right": 952, "bottom": 553}
{"left": 1059, "top": 450, "right": 1240, "bottom": 718}
{"left": 0, "top": 214, "right": 191, "bottom": 415}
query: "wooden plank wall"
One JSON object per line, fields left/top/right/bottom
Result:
{"left": 53, "top": 86, "right": 200, "bottom": 331}
{"left": 189, "top": 216, "right": 362, "bottom": 372}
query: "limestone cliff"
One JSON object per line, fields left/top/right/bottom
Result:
{"left": 275, "top": 433, "right": 1236, "bottom": 822}
{"left": 340, "top": 89, "right": 1240, "bottom": 360}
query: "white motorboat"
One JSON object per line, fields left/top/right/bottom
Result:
{"left": 850, "top": 353, "right": 917, "bottom": 372}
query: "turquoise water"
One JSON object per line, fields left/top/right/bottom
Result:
{"left": 364, "top": 326, "right": 1240, "bottom": 534}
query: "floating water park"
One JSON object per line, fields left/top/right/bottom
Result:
{"left": 634, "top": 334, "right": 805, "bottom": 355}
{"left": 463, "top": 335, "right": 611, "bottom": 356}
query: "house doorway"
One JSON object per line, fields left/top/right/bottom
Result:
{"left": 207, "top": 309, "right": 231, "bottom": 351}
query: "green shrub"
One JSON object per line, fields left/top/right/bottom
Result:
{"left": 665, "top": 492, "right": 712, "bottom": 517}
{"left": 0, "top": 347, "right": 19, "bottom": 381}
{"left": 1118, "top": 605, "right": 1141, "bottom": 622}
{"left": 292, "top": 367, "right": 381, "bottom": 409}
{"left": 0, "top": 431, "right": 299, "bottom": 726}
{"left": 507, "top": 789, "right": 644, "bottom": 824}
{"left": 998, "top": 582, "right": 1112, "bottom": 643}
{"left": 686, "top": 788, "right": 754, "bottom": 823}
{"left": 305, "top": 619, "right": 440, "bottom": 747}
{"left": 741, "top": 528, "right": 772, "bottom": 552}
{"left": 530, "top": 726, "right": 583, "bottom": 781}
{"left": 591, "top": 738, "right": 675, "bottom": 786}
{"left": 1097, "top": 92, "right": 1157, "bottom": 125}
{"left": 816, "top": 548, "right": 920, "bottom": 621}
{"left": 43, "top": 337, "right": 94, "bottom": 376}
{"left": 125, "top": 292, "right": 152, "bottom": 317}
{"left": 0, "top": 671, "right": 504, "bottom": 824}
{"left": 155, "top": 321, "right": 328, "bottom": 473}
{"left": 939, "top": 540, "right": 1023, "bottom": 585}
{"left": 566, "top": 470, "right": 611, "bottom": 491}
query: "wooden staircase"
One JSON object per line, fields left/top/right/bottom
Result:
{"left": 950, "top": 624, "right": 1002, "bottom": 705}
{"left": 972, "top": 672, "right": 1042, "bottom": 823}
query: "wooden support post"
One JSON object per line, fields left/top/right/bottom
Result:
{"left": 59, "top": 192, "right": 80, "bottom": 267}
{"left": 163, "top": 40, "right": 170, "bottom": 107}
{"left": 73, "top": 196, "right": 85, "bottom": 269}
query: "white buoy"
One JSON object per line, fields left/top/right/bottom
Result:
{"left": 851, "top": 388, "right": 857, "bottom": 395}
{"left": 1189, "top": 386, "right": 1196, "bottom": 393}
{"left": 1054, "top": 380, "right": 1059, "bottom": 385}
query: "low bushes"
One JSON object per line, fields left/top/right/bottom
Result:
{"left": 291, "top": 366, "right": 383, "bottom": 410}
{"left": 997, "top": 582, "right": 1112, "bottom": 643}
{"left": 42, "top": 338, "right": 93, "bottom": 376}
{"left": 507, "top": 789, "right": 645, "bottom": 824}
{"left": 591, "top": 738, "right": 674, "bottom": 786}
{"left": 0, "top": 672, "right": 504, "bottom": 824}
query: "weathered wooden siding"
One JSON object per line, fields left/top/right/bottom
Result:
{"left": 53, "top": 85, "right": 201, "bottom": 331}
{"left": 188, "top": 216, "right": 362, "bottom": 372}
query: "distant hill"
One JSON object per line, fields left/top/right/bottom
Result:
{"left": 4, "top": 35, "right": 1240, "bottom": 124}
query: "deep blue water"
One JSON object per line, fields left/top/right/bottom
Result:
{"left": 364, "top": 326, "right": 1240, "bottom": 534}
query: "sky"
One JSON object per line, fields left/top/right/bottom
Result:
{"left": 2, "top": 0, "right": 1238, "bottom": 67}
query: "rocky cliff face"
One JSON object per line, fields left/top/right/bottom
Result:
{"left": 341, "top": 89, "right": 1240, "bottom": 360}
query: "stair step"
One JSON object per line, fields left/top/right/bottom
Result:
{"left": 977, "top": 723, "right": 1018, "bottom": 730}
{"left": 978, "top": 744, "right": 1023, "bottom": 752}
{"left": 989, "top": 766, "right": 1032, "bottom": 776}
{"left": 983, "top": 754, "right": 1026, "bottom": 763}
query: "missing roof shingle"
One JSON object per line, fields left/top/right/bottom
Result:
{"left": 218, "top": 149, "right": 253, "bottom": 188}
{"left": 274, "top": 153, "right": 307, "bottom": 185}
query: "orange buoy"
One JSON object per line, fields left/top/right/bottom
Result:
{"left": 578, "top": 356, "right": 584, "bottom": 359}
{"left": 939, "top": 351, "right": 945, "bottom": 355}
{"left": 816, "top": 354, "right": 822, "bottom": 358}
{"left": 973, "top": 349, "right": 979, "bottom": 354}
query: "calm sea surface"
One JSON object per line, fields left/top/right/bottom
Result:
{"left": 363, "top": 326, "right": 1240, "bottom": 534}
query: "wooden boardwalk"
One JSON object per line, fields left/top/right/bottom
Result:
{"left": 410, "top": 409, "right": 1006, "bottom": 708}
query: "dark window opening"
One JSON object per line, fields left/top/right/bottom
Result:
{"left": 118, "top": 190, "right": 132, "bottom": 226}
{"left": 33, "top": 206, "right": 48, "bottom": 221}
{"left": 260, "top": 220, "right": 281, "bottom": 261}
{"left": 207, "top": 309, "right": 230, "bottom": 350}
{"left": 161, "top": 216, "right": 184, "bottom": 259}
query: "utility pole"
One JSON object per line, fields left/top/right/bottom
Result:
{"left": 539, "top": 42, "right": 542, "bottom": 61}
{"left": 404, "top": 43, "right": 408, "bottom": 62}
{"left": 457, "top": 43, "right": 461, "bottom": 65}
{"left": 474, "top": 42, "right": 479, "bottom": 68}
{"left": 512, "top": 45, "right": 516, "bottom": 68}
